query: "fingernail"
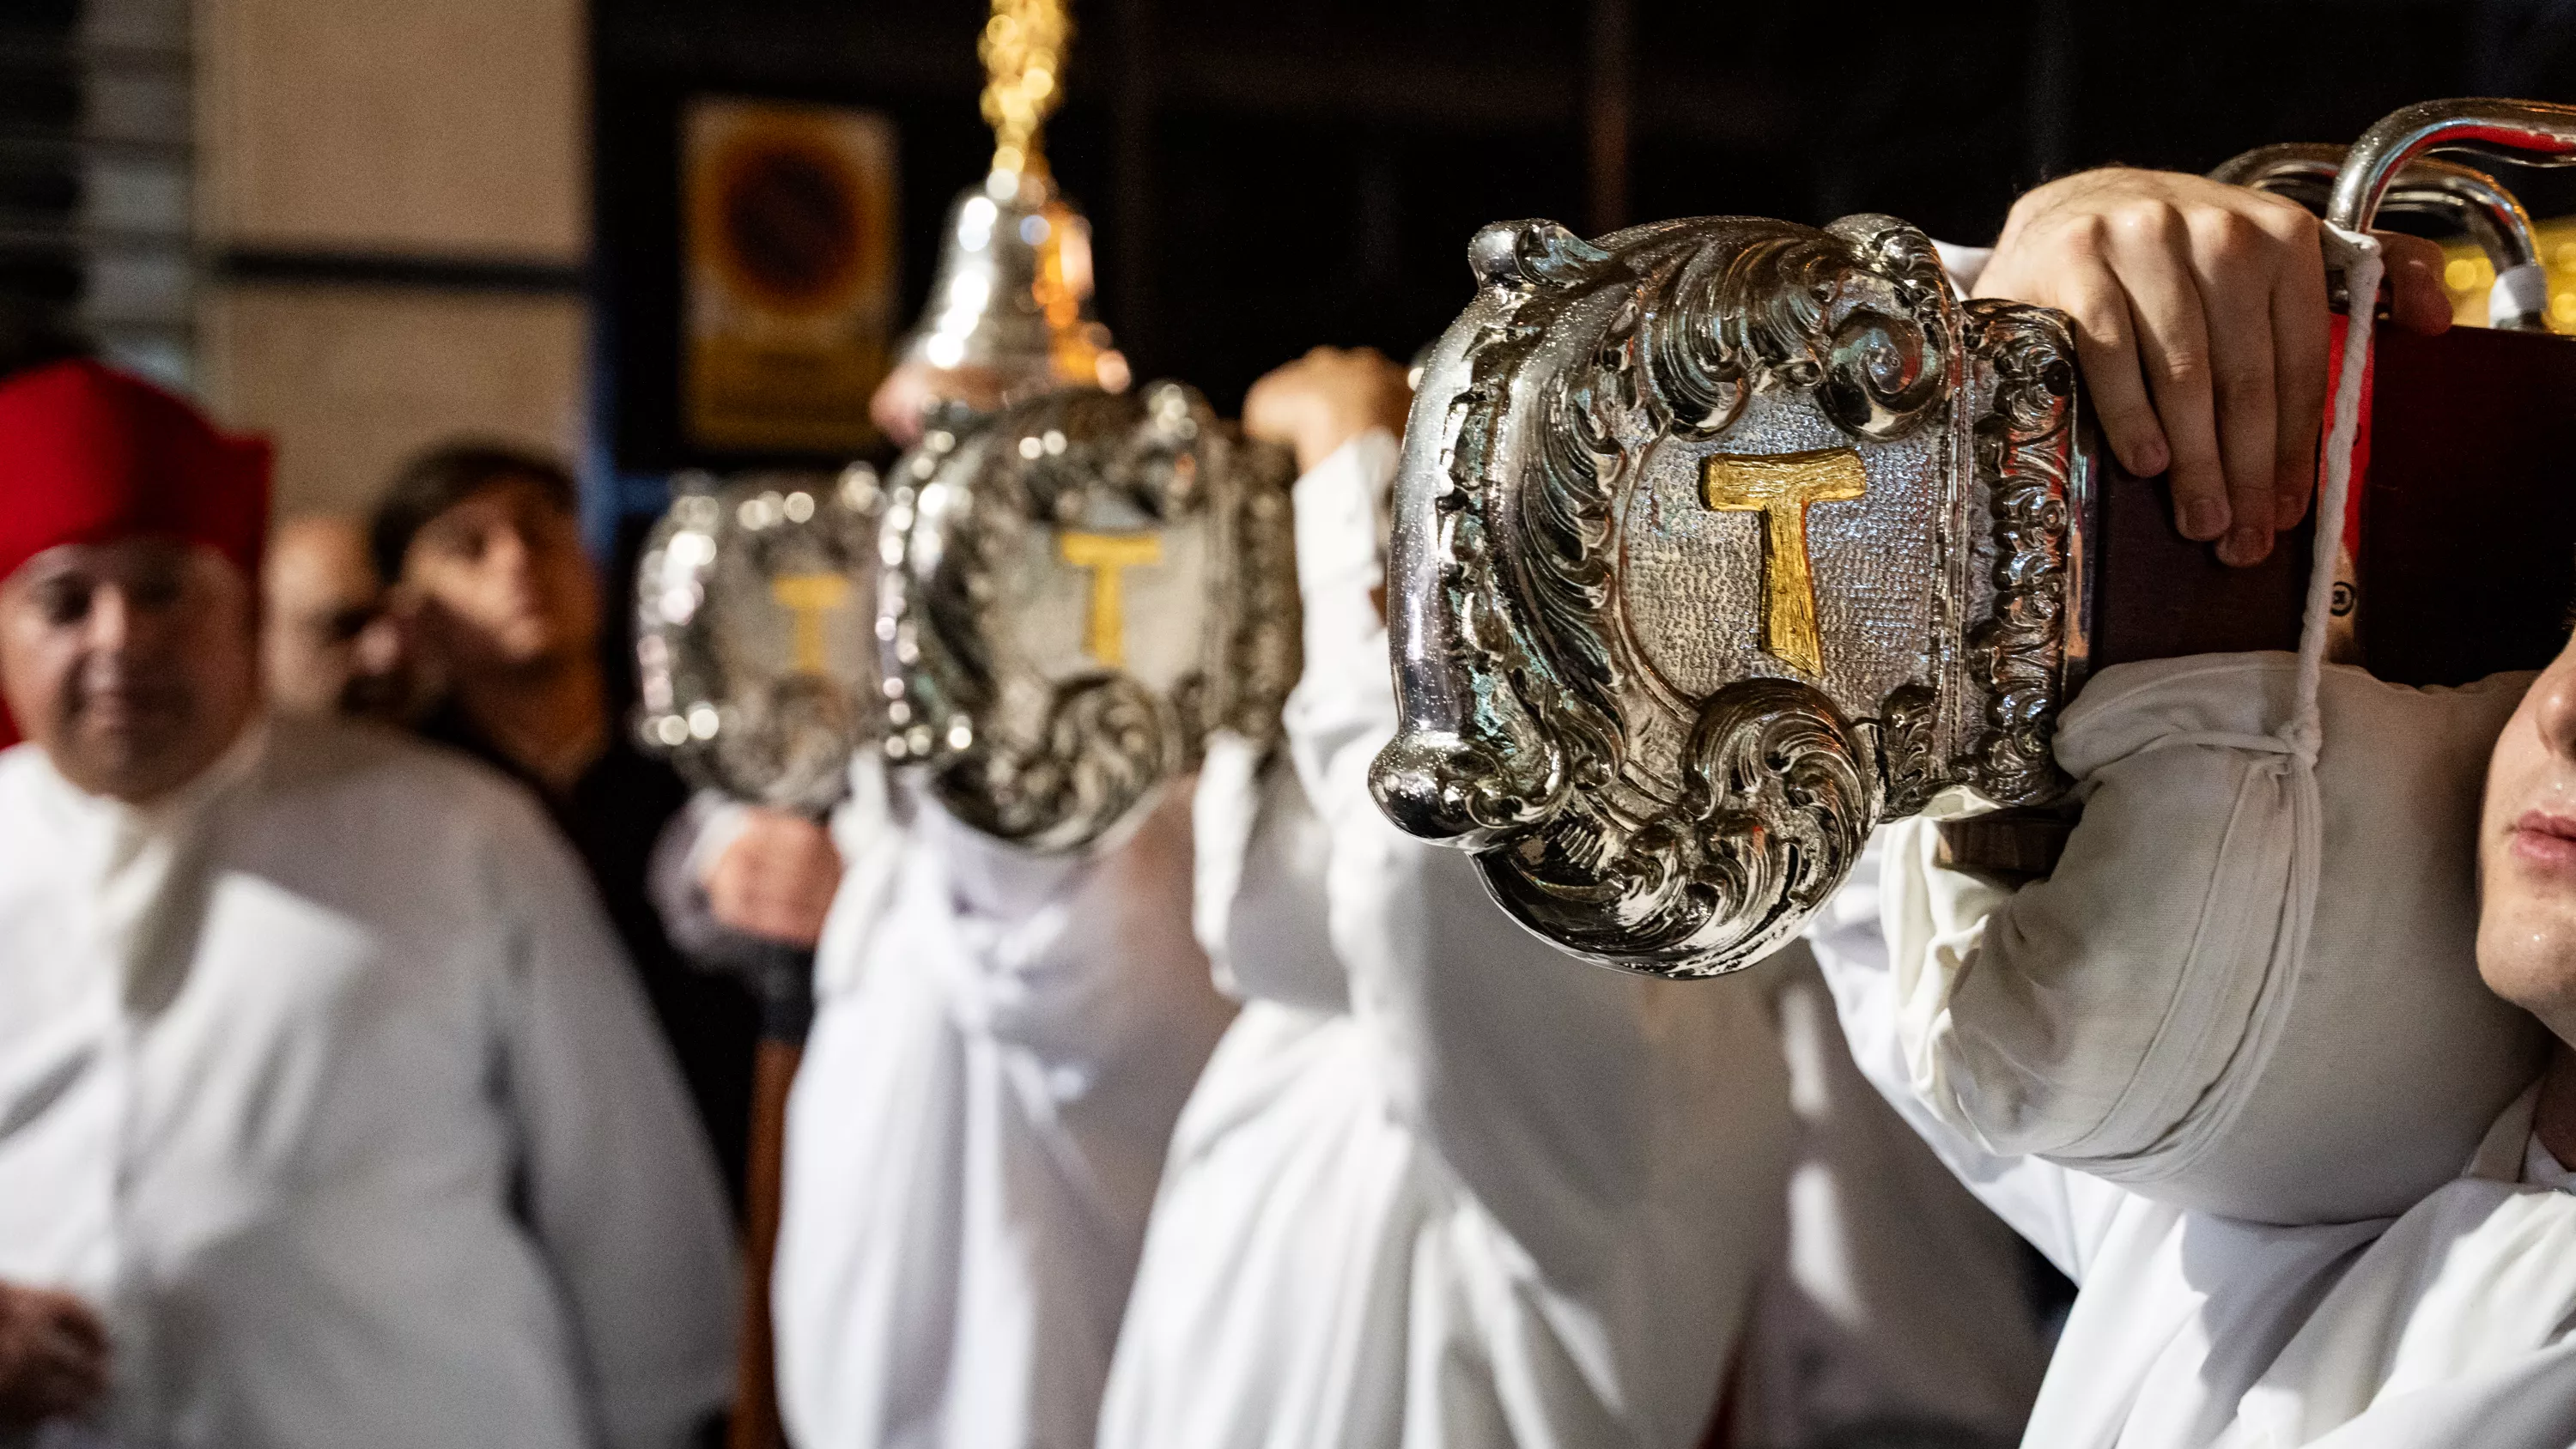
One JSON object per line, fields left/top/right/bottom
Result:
{"left": 2218, "top": 526, "right": 2269, "bottom": 567}
{"left": 2133, "top": 439, "right": 2170, "bottom": 476}
{"left": 2182, "top": 498, "right": 2229, "bottom": 540}
{"left": 2275, "top": 490, "right": 2307, "bottom": 530}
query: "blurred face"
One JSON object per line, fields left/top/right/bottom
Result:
{"left": 0, "top": 538, "right": 260, "bottom": 803}
{"left": 396, "top": 475, "right": 598, "bottom": 681}
{"left": 262, "top": 516, "right": 408, "bottom": 719}
{"left": 2481, "top": 635, "right": 2576, "bottom": 1041}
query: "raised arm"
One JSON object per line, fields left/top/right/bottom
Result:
{"left": 1243, "top": 349, "right": 1789, "bottom": 1288}
{"left": 1806, "top": 828, "right": 2129, "bottom": 1282}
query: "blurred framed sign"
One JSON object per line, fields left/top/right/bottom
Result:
{"left": 683, "top": 97, "right": 897, "bottom": 454}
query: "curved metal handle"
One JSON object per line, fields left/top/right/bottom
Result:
{"left": 2213, "top": 140, "right": 2546, "bottom": 329}
{"left": 2326, "top": 98, "right": 2576, "bottom": 233}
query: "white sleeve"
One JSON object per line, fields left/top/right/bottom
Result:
{"left": 643, "top": 789, "right": 756, "bottom": 963}
{"left": 1934, "top": 239, "right": 1995, "bottom": 294}
{"left": 811, "top": 758, "right": 908, "bottom": 1000}
{"left": 489, "top": 798, "right": 738, "bottom": 1449}
{"left": 1808, "top": 824, "right": 2128, "bottom": 1283}
{"left": 1287, "top": 429, "right": 1764, "bottom": 1281}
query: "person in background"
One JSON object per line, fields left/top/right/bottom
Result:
{"left": 260, "top": 513, "right": 410, "bottom": 721}
{"left": 1097, "top": 346, "right": 1787, "bottom": 1447}
{"left": 1797, "top": 167, "right": 2556, "bottom": 1449}
{"left": 0, "top": 300, "right": 90, "bottom": 754}
{"left": 0, "top": 358, "right": 735, "bottom": 1448}
{"left": 369, "top": 441, "right": 769, "bottom": 1202}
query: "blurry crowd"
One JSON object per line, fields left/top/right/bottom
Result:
{"left": 264, "top": 441, "right": 785, "bottom": 1196}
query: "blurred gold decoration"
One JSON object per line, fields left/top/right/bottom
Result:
{"left": 770, "top": 573, "right": 855, "bottom": 673}
{"left": 2442, "top": 215, "right": 2576, "bottom": 330}
{"left": 1058, "top": 530, "right": 1162, "bottom": 667}
{"left": 981, "top": 0, "right": 1070, "bottom": 179}
{"left": 888, "top": 0, "right": 1126, "bottom": 426}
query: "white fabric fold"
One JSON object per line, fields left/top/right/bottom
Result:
{"left": 1934, "top": 240, "right": 1996, "bottom": 294}
{"left": 1868, "top": 232, "right": 2549, "bottom": 1223}
{"left": 1100, "top": 428, "right": 1795, "bottom": 1449}
{"left": 0, "top": 718, "right": 737, "bottom": 1449}
{"left": 1880, "top": 658, "right": 2542, "bottom": 1222}
{"left": 772, "top": 767, "right": 1230, "bottom": 1449}
{"left": 1734, "top": 943, "right": 2050, "bottom": 1446}
{"left": 1821, "top": 848, "right": 2576, "bottom": 1449}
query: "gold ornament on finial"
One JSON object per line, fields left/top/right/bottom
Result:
{"left": 884, "top": 0, "right": 1124, "bottom": 422}
{"left": 980, "top": 0, "right": 1069, "bottom": 179}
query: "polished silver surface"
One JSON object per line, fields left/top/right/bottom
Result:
{"left": 878, "top": 382, "right": 1301, "bottom": 852}
{"left": 900, "top": 168, "right": 1130, "bottom": 398}
{"left": 882, "top": 0, "right": 1128, "bottom": 436}
{"left": 635, "top": 466, "right": 886, "bottom": 813}
{"left": 2327, "top": 99, "right": 2576, "bottom": 233}
{"left": 2213, "top": 141, "right": 2547, "bottom": 329}
{"left": 1371, "top": 215, "right": 2082, "bottom": 976}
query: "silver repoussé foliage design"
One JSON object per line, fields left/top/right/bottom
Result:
{"left": 633, "top": 467, "right": 884, "bottom": 815}
{"left": 1963, "top": 299, "right": 2080, "bottom": 805}
{"left": 878, "top": 384, "right": 1301, "bottom": 852}
{"left": 1372, "top": 213, "right": 2082, "bottom": 977}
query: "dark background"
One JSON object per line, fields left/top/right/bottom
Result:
{"left": 11, "top": 1, "right": 2576, "bottom": 495}
{"left": 593, "top": 0, "right": 2576, "bottom": 476}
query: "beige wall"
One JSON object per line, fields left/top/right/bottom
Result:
{"left": 193, "top": 0, "right": 589, "bottom": 524}
{"left": 200, "top": 286, "right": 586, "bottom": 518}
{"left": 196, "top": 0, "right": 586, "bottom": 261}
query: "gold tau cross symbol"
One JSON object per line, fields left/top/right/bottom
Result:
{"left": 1699, "top": 447, "right": 1868, "bottom": 678}
{"left": 770, "top": 573, "right": 854, "bottom": 674}
{"left": 1058, "top": 531, "right": 1163, "bottom": 669}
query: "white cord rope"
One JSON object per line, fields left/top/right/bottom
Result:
{"left": 2290, "top": 227, "right": 2385, "bottom": 761}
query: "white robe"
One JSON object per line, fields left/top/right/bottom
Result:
{"left": 1734, "top": 949, "right": 2048, "bottom": 1448}
{"left": 1096, "top": 432, "right": 1795, "bottom": 1449}
{"left": 769, "top": 765, "right": 1233, "bottom": 1449}
{"left": 0, "top": 718, "right": 736, "bottom": 1449}
{"left": 1813, "top": 831, "right": 2576, "bottom": 1449}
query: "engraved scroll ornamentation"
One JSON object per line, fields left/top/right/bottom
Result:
{"left": 1962, "top": 299, "right": 2078, "bottom": 805}
{"left": 882, "top": 384, "right": 1300, "bottom": 853}
{"left": 1374, "top": 212, "right": 2084, "bottom": 976}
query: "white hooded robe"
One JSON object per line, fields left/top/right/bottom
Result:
{"left": 769, "top": 762, "right": 1233, "bottom": 1449}
{"left": 1813, "top": 828, "right": 2576, "bottom": 1449}
{"left": 0, "top": 718, "right": 737, "bottom": 1449}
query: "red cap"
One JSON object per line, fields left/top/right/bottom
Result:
{"left": 0, "top": 360, "right": 272, "bottom": 748}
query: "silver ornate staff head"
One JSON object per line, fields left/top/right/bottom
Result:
{"left": 878, "top": 382, "right": 1301, "bottom": 852}
{"left": 2213, "top": 140, "right": 2548, "bottom": 330}
{"left": 635, "top": 466, "right": 887, "bottom": 813}
{"left": 1370, "top": 215, "right": 2087, "bottom": 976}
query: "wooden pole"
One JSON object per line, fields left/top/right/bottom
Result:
{"left": 727, "top": 1039, "right": 803, "bottom": 1449}
{"left": 728, "top": 941, "right": 814, "bottom": 1449}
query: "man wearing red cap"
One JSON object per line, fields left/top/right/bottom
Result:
{"left": 0, "top": 359, "right": 736, "bottom": 1448}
